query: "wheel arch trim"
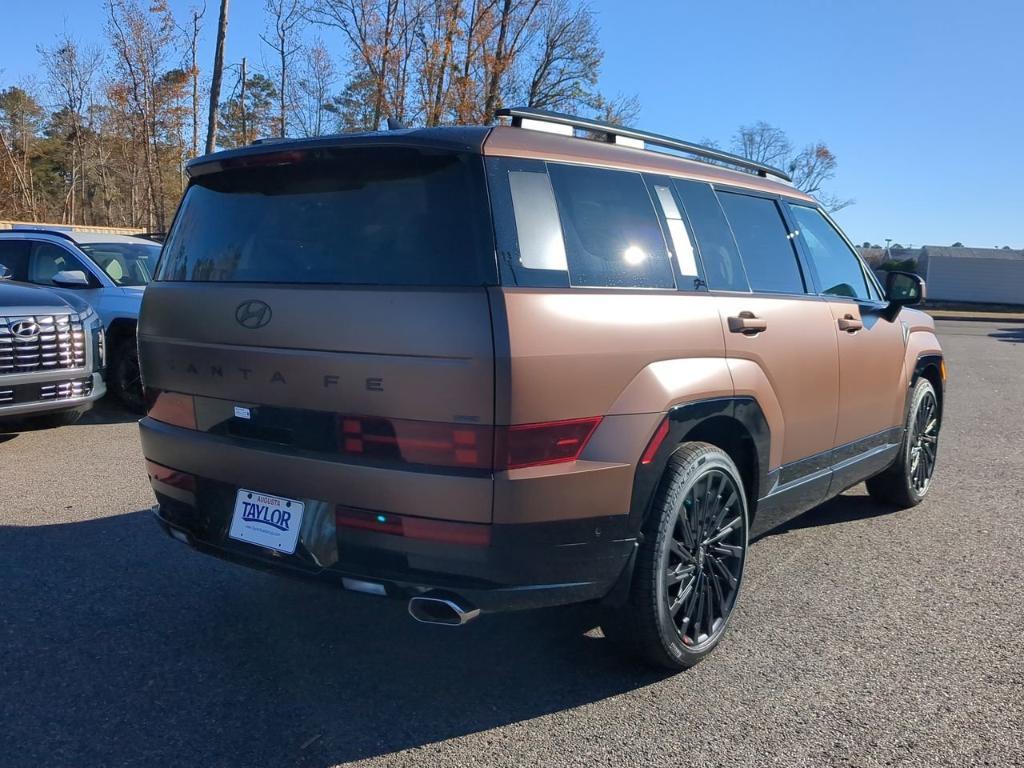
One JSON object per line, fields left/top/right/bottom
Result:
{"left": 626, "top": 397, "right": 770, "bottom": 536}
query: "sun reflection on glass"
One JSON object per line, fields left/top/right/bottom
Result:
{"left": 623, "top": 246, "right": 647, "bottom": 265}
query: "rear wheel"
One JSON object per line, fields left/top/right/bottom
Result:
{"left": 866, "top": 378, "right": 940, "bottom": 508}
{"left": 110, "top": 337, "right": 144, "bottom": 413}
{"left": 605, "top": 442, "right": 749, "bottom": 670}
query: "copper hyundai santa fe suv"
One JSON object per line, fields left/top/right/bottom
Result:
{"left": 139, "top": 108, "right": 944, "bottom": 669}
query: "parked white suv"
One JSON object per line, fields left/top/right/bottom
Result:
{"left": 0, "top": 228, "right": 161, "bottom": 411}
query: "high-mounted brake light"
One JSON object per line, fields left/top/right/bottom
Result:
{"left": 640, "top": 419, "right": 671, "bottom": 465}
{"left": 145, "top": 388, "right": 197, "bottom": 430}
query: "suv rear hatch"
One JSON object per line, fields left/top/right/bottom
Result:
{"left": 140, "top": 142, "right": 498, "bottom": 523}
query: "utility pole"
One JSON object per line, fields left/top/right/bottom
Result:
{"left": 240, "top": 57, "right": 247, "bottom": 145}
{"left": 205, "top": 0, "right": 230, "bottom": 155}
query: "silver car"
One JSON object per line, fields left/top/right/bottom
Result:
{"left": 0, "top": 228, "right": 161, "bottom": 410}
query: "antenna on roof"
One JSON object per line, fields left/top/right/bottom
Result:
{"left": 495, "top": 106, "right": 793, "bottom": 183}
{"left": 386, "top": 117, "right": 407, "bottom": 131}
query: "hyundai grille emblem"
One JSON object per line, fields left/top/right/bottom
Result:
{"left": 11, "top": 320, "right": 41, "bottom": 340}
{"left": 235, "top": 300, "right": 272, "bottom": 329}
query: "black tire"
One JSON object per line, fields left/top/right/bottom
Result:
{"left": 866, "top": 377, "right": 940, "bottom": 509}
{"left": 29, "top": 407, "right": 87, "bottom": 428}
{"left": 604, "top": 442, "right": 749, "bottom": 670}
{"left": 110, "top": 337, "right": 145, "bottom": 413}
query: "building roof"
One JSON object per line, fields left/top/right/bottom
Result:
{"left": 922, "top": 246, "right": 1024, "bottom": 261}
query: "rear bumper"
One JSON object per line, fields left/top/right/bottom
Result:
{"left": 152, "top": 493, "right": 634, "bottom": 613}
{"left": 142, "top": 417, "right": 636, "bottom": 613}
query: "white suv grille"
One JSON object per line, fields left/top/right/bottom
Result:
{"left": 0, "top": 314, "right": 86, "bottom": 374}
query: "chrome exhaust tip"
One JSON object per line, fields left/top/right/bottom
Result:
{"left": 408, "top": 592, "right": 480, "bottom": 626}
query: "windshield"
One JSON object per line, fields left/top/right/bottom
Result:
{"left": 79, "top": 242, "right": 161, "bottom": 286}
{"left": 157, "top": 147, "right": 494, "bottom": 286}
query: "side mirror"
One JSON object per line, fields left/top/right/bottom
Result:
{"left": 51, "top": 270, "right": 91, "bottom": 288}
{"left": 882, "top": 270, "right": 926, "bottom": 321}
{"left": 0, "top": 264, "right": 10, "bottom": 280}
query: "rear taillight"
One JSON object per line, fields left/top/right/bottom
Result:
{"left": 498, "top": 416, "right": 602, "bottom": 470}
{"left": 335, "top": 506, "right": 491, "bottom": 546}
{"left": 336, "top": 414, "right": 602, "bottom": 471}
{"left": 338, "top": 416, "right": 493, "bottom": 470}
{"left": 145, "top": 388, "right": 197, "bottom": 430}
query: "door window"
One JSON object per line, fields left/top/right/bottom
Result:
{"left": 718, "top": 192, "right": 806, "bottom": 295}
{"left": 671, "top": 180, "right": 748, "bottom": 292}
{"left": 789, "top": 205, "right": 871, "bottom": 300}
{"left": 0, "top": 241, "right": 30, "bottom": 280}
{"left": 29, "top": 242, "right": 82, "bottom": 285}
{"left": 547, "top": 163, "right": 676, "bottom": 289}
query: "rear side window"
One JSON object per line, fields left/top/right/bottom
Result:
{"left": 546, "top": 164, "right": 675, "bottom": 289}
{"left": 717, "top": 192, "right": 806, "bottom": 294}
{"left": 0, "top": 241, "right": 30, "bottom": 280}
{"left": 672, "top": 180, "right": 748, "bottom": 292}
{"left": 159, "top": 148, "right": 495, "bottom": 286}
{"left": 788, "top": 204, "right": 870, "bottom": 300}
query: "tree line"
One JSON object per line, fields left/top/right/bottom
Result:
{"left": 0, "top": 0, "right": 850, "bottom": 231}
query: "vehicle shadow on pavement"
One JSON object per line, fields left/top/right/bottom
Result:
{"left": 2, "top": 510, "right": 665, "bottom": 767}
{"left": 989, "top": 326, "right": 1024, "bottom": 344}
{"left": 763, "top": 491, "right": 894, "bottom": 538}
{"left": 0, "top": 398, "right": 137, "bottom": 437}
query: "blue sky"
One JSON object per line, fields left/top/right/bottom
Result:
{"left": 2, "top": 0, "right": 1021, "bottom": 248}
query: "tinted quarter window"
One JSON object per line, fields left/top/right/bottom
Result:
{"left": 507, "top": 170, "right": 568, "bottom": 272}
{"left": 547, "top": 164, "right": 675, "bottom": 289}
{"left": 789, "top": 205, "right": 870, "bottom": 300}
{"left": 672, "top": 180, "right": 748, "bottom": 292}
{"left": 159, "top": 148, "right": 495, "bottom": 286}
{"left": 0, "top": 241, "right": 30, "bottom": 280}
{"left": 718, "top": 192, "right": 805, "bottom": 294}
{"left": 652, "top": 184, "right": 701, "bottom": 288}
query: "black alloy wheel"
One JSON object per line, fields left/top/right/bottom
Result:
{"left": 605, "top": 442, "right": 749, "bottom": 670}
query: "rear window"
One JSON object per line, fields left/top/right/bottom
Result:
{"left": 158, "top": 148, "right": 495, "bottom": 286}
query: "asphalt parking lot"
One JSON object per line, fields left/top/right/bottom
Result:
{"left": 2, "top": 319, "right": 1022, "bottom": 768}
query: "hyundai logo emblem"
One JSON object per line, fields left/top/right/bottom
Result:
{"left": 10, "top": 320, "right": 41, "bottom": 340}
{"left": 235, "top": 300, "right": 272, "bottom": 329}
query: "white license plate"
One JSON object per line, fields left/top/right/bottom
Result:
{"left": 228, "top": 489, "right": 304, "bottom": 554}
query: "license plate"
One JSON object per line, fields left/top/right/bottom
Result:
{"left": 228, "top": 489, "right": 304, "bottom": 554}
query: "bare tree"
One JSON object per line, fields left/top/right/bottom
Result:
{"left": 732, "top": 121, "right": 792, "bottom": 168}
{"left": 310, "top": 0, "right": 421, "bottom": 129}
{"left": 483, "top": 0, "right": 542, "bottom": 119}
{"left": 415, "top": 0, "right": 462, "bottom": 126}
{"left": 38, "top": 34, "right": 103, "bottom": 223}
{"left": 788, "top": 142, "right": 852, "bottom": 212}
{"left": 261, "top": 0, "right": 306, "bottom": 137}
{"left": 732, "top": 121, "right": 852, "bottom": 213}
{"left": 524, "top": 0, "right": 600, "bottom": 112}
{"left": 205, "top": 0, "right": 229, "bottom": 154}
{"left": 293, "top": 37, "right": 337, "bottom": 136}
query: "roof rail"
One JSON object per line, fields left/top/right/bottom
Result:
{"left": 495, "top": 107, "right": 793, "bottom": 183}
{"left": 4, "top": 227, "right": 78, "bottom": 242}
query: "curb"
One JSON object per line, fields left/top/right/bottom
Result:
{"left": 927, "top": 312, "right": 1024, "bottom": 324}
